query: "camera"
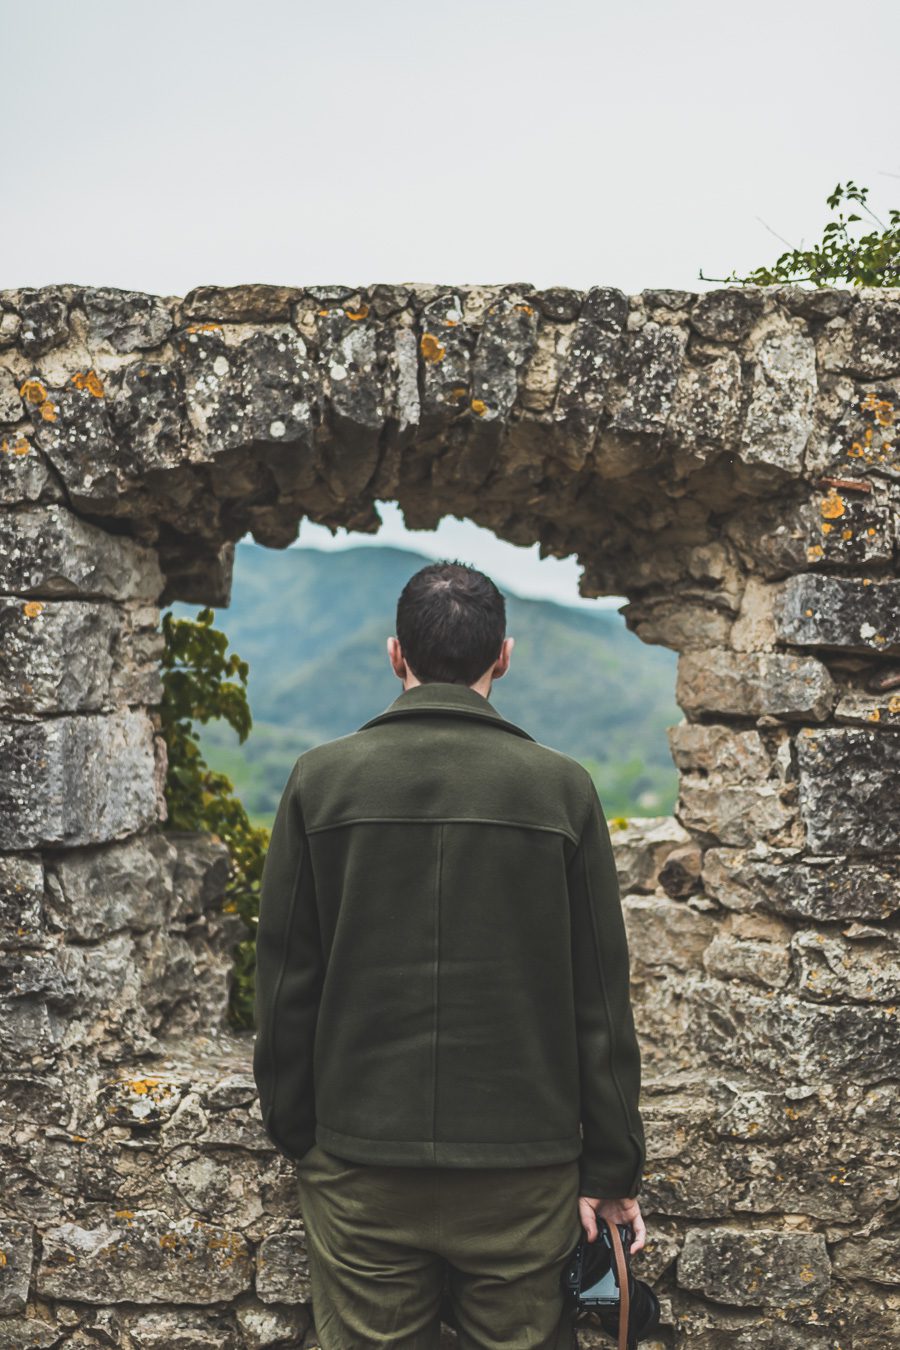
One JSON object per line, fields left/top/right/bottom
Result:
{"left": 561, "top": 1218, "right": 661, "bottom": 1347}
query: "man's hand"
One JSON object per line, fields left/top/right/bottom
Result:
{"left": 578, "top": 1195, "right": 646, "bottom": 1255}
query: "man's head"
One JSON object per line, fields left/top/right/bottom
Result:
{"left": 387, "top": 559, "right": 514, "bottom": 697}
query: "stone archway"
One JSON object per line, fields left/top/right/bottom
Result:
{"left": 0, "top": 280, "right": 898, "bottom": 1347}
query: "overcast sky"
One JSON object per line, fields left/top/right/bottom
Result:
{"left": 6, "top": 0, "right": 897, "bottom": 607}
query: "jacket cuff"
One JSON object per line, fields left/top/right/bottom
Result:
{"left": 578, "top": 1164, "right": 643, "bottom": 1200}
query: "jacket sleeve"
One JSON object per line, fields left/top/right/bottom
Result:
{"left": 253, "top": 759, "right": 325, "bottom": 1163}
{"left": 567, "top": 778, "right": 645, "bottom": 1199}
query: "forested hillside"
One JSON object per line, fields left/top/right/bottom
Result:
{"left": 172, "top": 543, "right": 680, "bottom": 825}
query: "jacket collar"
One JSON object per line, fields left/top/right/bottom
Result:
{"left": 358, "top": 680, "right": 535, "bottom": 742}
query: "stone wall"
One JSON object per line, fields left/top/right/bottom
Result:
{"left": 0, "top": 281, "right": 898, "bottom": 1348}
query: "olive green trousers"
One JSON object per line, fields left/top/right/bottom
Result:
{"left": 295, "top": 1142, "right": 583, "bottom": 1350}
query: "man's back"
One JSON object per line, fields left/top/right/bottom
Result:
{"left": 254, "top": 679, "right": 645, "bottom": 1201}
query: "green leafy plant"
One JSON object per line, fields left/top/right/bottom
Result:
{"left": 701, "top": 179, "right": 899, "bottom": 288}
{"left": 159, "top": 606, "right": 269, "bottom": 1029}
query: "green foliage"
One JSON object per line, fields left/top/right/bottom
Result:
{"left": 160, "top": 607, "right": 269, "bottom": 1030}
{"left": 702, "top": 180, "right": 899, "bottom": 289}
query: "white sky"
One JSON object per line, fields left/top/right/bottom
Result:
{"left": 6, "top": 0, "right": 897, "bottom": 606}
{"left": 292, "top": 504, "right": 619, "bottom": 610}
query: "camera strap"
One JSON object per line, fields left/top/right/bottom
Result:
{"left": 601, "top": 1217, "right": 631, "bottom": 1350}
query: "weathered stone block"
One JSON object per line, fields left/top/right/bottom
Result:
{"left": 608, "top": 320, "right": 688, "bottom": 435}
{"left": 0, "top": 506, "right": 163, "bottom": 600}
{"left": 819, "top": 296, "right": 900, "bottom": 378}
{"left": 17, "top": 287, "right": 70, "bottom": 356}
{"left": 178, "top": 322, "right": 318, "bottom": 467}
{"left": 182, "top": 284, "right": 302, "bottom": 323}
{"left": 832, "top": 1234, "right": 900, "bottom": 1285}
{"left": 666, "top": 350, "right": 742, "bottom": 452}
{"left": 79, "top": 286, "right": 174, "bottom": 352}
{"left": 45, "top": 832, "right": 176, "bottom": 940}
{"left": 792, "top": 927, "right": 899, "bottom": 1003}
{"left": 738, "top": 332, "right": 817, "bottom": 473}
{"left": 609, "top": 816, "right": 694, "bottom": 895}
{"left": 689, "top": 979, "right": 896, "bottom": 1081}
{"left": 235, "top": 1295, "right": 310, "bottom": 1349}
{"left": 677, "top": 1227, "right": 830, "bottom": 1306}
{"left": 0, "top": 1314, "right": 59, "bottom": 1349}
{"left": 688, "top": 288, "right": 764, "bottom": 343}
{"left": 625, "top": 895, "right": 717, "bottom": 973}
{"left": 0, "top": 599, "right": 158, "bottom": 714}
{"left": 0, "top": 855, "right": 44, "bottom": 947}
{"left": 255, "top": 1228, "right": 311, "bottom": 1304}
{"left": 553, "top": 286, "right": 628, "bottom": 451}
{"left": 0, "top": 710, "right": 163, "bottom": 849}
{"left": 676, "top": 649, "right": 836, "bottom": 721}
{"left": 796, "top": 726, "right": 900, "bottom": 854}
{"left": 669, "top": 723, "right": 796, "bottom": 848}
{"left": 702, "top": 847, "right": 900, "bottom": 922}
{"left": 36, "top": 1211, "right": 251, "bottom": 1303}
{"left": 774, "top": 573, "right": 900, "bottom": 654}
{"left": 0, "top": 1218, "right": 33, "bottom": 1312}
{"left": 724, "top": 489, "right": 895, "bottom": 576}
{"left": 702, "top": 912, "right": 792, "bottom": 989}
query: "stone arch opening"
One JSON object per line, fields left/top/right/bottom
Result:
{"left": 0, "top": 280, "right": 898, "bottom": 1346}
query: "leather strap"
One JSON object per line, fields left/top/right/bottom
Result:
{"left": 603, "top": 1218, "right": 631, "bottom": 1350}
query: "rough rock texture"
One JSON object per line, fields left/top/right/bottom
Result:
{"left": 0, "top": 282, "right": 898, "bottom": 1348}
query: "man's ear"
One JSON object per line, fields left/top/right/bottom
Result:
{"left": 387, "top": 636, "right": 406, "bottom": 680}
{"left": 493, "top": 636, "right": 514, "bottom": 678}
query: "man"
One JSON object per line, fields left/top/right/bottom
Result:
{"left": 253, "top": 559, "right": 646, "bottom": 1350}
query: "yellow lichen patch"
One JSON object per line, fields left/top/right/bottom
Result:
{"left": 841, "top": 527, "right": 853, "bottom": 540}
{"left": 1, "top": 435, "right": 30, "bottom": 456}
{"left": 470, "top": 398, "right": 487, "bottom": 416}
{"left": 317, "top": 308, "right": 331, "bottom": 317}
{"left": 71, "top": 370, "right": 105, "bottom": 398}
{"left": 515, "top": 303, "right": 534, "bottom": 315}
{"left": 888, "top": 695, "right": 900, "bottom": 715}
{"left": 69, "top": 1133, "right": 88, "bottom": 1142}
{"left": 126, "top": 1076, "right": 162, "bottom": 1095}
{"left": 860, "top": 391, "right": 894, "bottom": 426}
{"left": 19, "top": 378, "right": 47, "bottom": 405}
{"left": 343, "top": 304, "right": 369, "bottom": 321}
{"left": 22, "top": 601, "right": 44, "bottom": 619}
{"left": 806, "top": 544, "right": 824, "bottom": 559}
{"left": 821, "top": 522, "right": 832, "bottom": 534}
{"left": 186, "top": 323, "right": 222, "bottom": 333}
{"left": 420, "top": 333, "right": 446, "bottom": 364}
{"left": 0, "top": 1252, "right": 6, "bottom": 1267}
{"left": 869, "top": 709, "right": 881, "bottom": 722}
{"left": 820, "top": 489, "right": 845, "bottom": 519}
{"left": 40, "top": 400, "right": 57, "bottom": 422}
{"left": 159, "top": 1232, "right": 179, "bottom": 1250}
{"left": 114, "top": 1209, "right": 135, "bottom": 1221}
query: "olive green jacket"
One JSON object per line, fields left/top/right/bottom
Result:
{"left": 253, "top": 679, "right": 645, "bottom": 1199}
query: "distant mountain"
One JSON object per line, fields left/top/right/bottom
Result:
{"left": 172, "top": 542, "right": 680, "bottom": 825}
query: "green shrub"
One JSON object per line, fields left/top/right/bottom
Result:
{"left": 159, "top": 606, "right": 268, "bottom": 1030}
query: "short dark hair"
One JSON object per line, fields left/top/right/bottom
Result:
{"left": 395, "top": 560, "right": 506, "bottom": 685}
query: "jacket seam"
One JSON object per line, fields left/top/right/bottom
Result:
{"left": 580, "top": 839, "right": 644, "bottom": 1194}
{"left": 359, "top": 705, "right": 534, "bottom": 740}
{"left": 315, "top": 1120, "right": 582, "bottom": 1147}
{"left": 264, "top": 793, "right": 306, "bottom": 1145}
{"left": 431, "top": 823, "right": 443, "bottom": 1160}
{"left": 305, "top": 815, "right": 579, "bottom": 845}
